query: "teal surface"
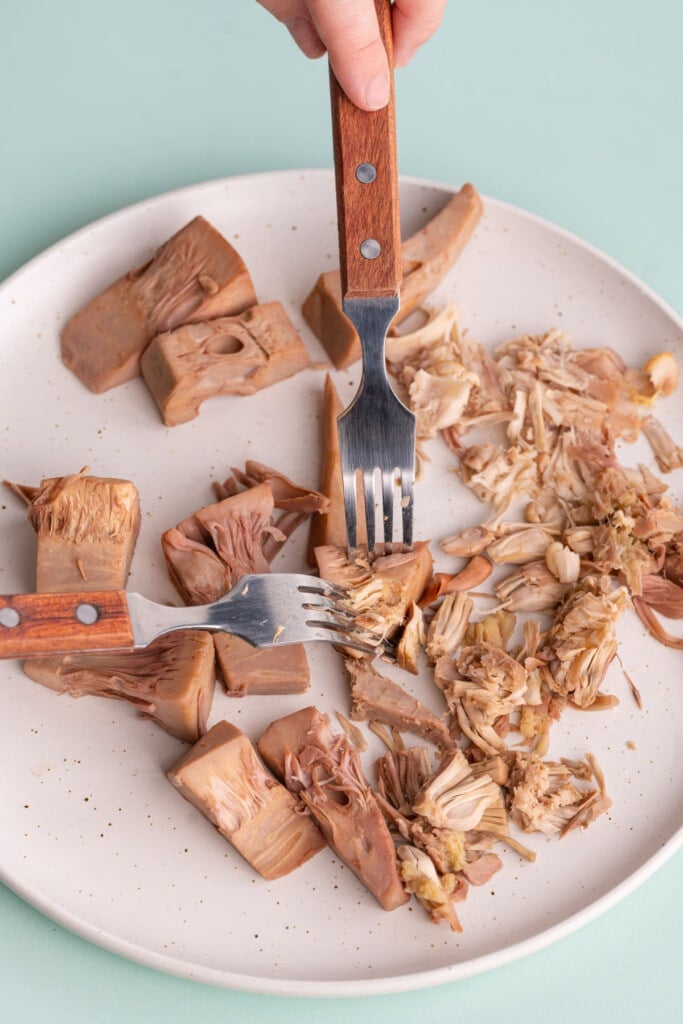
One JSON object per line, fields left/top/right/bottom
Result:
{"left": 1, "top": 0, "right": 681, "bottom": 1019}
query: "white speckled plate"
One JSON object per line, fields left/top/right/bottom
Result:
{"left": 0, "top": 170, "right": 681, "bottom": 996}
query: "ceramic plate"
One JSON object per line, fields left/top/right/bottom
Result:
{"left": 0, "top": 170, "right": 681, "bottom": 996}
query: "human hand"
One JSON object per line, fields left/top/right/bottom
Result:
{"left": 257, "top": 0, "right": 446, "bottom": 110}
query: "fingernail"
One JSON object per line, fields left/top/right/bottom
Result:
{"left": 364, "top": 73, "right": 390, "bottom": 110}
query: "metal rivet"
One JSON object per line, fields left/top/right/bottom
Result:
{"left": 360, "top": 238, "right": 381, "bottom": 259}
{"left": 76, "top": 603, "right": 99, "bottom": 625}
{"left": 355, "top": 162, "right": 377, "bottom": 183}
{"left": 0, "top": 607, "right": 20, "bottom": 628}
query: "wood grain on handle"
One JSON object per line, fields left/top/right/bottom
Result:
{"left": 0, "top": 591, "right": 135, "bottom": 659}
{"left": 330, "top": 0, "right": 401, "bottom": 301}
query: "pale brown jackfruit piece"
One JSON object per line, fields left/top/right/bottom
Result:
{"left": 24, "top": 630, "right": 215, "bottom": 743}
{"left": 507, "top": 751, "right": 612, "bottom": 837}
{"left": 161, "top": 482, "right": 309, "bottom": 695}
{"left": 539, "top": 578, "right": 630, "bottom": 708}
{"left": 375, "top": 746, "right": 433, "bottom": 816}
{"left": 161, "top": 483, "right": 275, "bottom": 605}
{"left": 307, "top": 374, "right": 348, "bottom": 560}
{"left": 641, "top": 415, "right": 683, "bottom": 473}
{"left": 167, "top": 720, "right": 326, "bottom": 879}
{"left": 258, "top": 706, "right": 408, "bottom": 910}
{"left": 412, "top": 749, "right": 500, "bottom": 832}
{"left": 397, "top": 845, "right": 463, "bottom": 932}
{"left": 315, "top": 541, "right": 433, "bottom": 642}
{"left": 61, "top": 216, "right": 256, "bottom": 392}
{"left": 141, "top": 302, "right": 309, "bottom": 425}
{"left": 214, "top": 633, "right": 310, "bottom": 696}
{"left": 18, "top": 469, "right": 140, "bottom": 593}
{"left": 221, "top": 459, "right": 330, "bottom": 565}
{"left": 345, "top": 657, "right": 452, "bottom": 751}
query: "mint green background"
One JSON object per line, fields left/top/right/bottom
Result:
{"left": 1, "top": 0, "right": 681, "bottom": 1019}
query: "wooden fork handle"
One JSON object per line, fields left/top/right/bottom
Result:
{"left": 0, "top": 591, "right": 134, "bottom": 658}
{"left": 330, "top": 0, "right": 401, "bottom": 301}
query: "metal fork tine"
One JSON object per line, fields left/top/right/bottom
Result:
{"left": 401, "top": 474, "right": 414, "bottom": 550}
{"left": 382, "top": 471, "right": 394, "bottom": 548}
{"left": 301, "top": 598, "right": 355, "bottom": 625}
{"left": 297, "top": 580, "right": 360, "bottom": 630}
{"left": 303, "top": 625, "right": 377, "bottom": 655}
{"left": 297, "top": 580, "right": 347, "bottom": 600}
{"left": 299, "top": 587, "right": 379, "bottom": 654}
{"left": 343, "top": 472, "right": 359, "bottom": 553}
{"left": 363, "top": 470, "right": 376, "bottom": 553}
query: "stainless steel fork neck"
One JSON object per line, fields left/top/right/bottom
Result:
{"left": 338, "top": 292, "right": 414, "bottom": 554}
{"left": 342, "top": 295, "right": 399, "bottom": 385}
{"left": 126, "top": 575, "right": 380, "bottom": 654}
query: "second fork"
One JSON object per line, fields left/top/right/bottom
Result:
{"left": 329, "top": 0, "right": 416, "bottom": 556}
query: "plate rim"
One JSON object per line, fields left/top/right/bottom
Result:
{"left": 3, "top": 828, "right": 681, "bottom": 997}
{"left": 0, "top": 168, "right": 681, "bottom": 997}
{"left": 2, "top": 167, "right": 682, "bottom": 336}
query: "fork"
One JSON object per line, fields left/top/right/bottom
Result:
{"left": 330, "top": 0, "right": 416, "bottom": 555}
{"left": 0, "top": 574, "right": 381, "bottom": 659}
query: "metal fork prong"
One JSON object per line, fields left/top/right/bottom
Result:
{"left": 305, "top": 608, "right": 365, "bottom": 639}
{"left": 297, "top": 580, "right": 348, "bottom": 600}
{"left": 303, "top": 623, "right": 378, "bottom": 655}
{"left": 382, "top": 471, "right": 394, "bottom": 548}
{"left": 301, "top": 598, "right": 356, "bottom": 625}
{"left": 363, "top": 469, "right": 376, "bottom": 553}
{"left": 343, "top": 472, "right": 359, "bottom": 554}
{"left": 303, "top": 609, "right": 381, "bottom": 649}
{"left": 401, "top": 474, "right": 414, "bottom": 550}
{"left": 297, "top": 580, "right": 357, "bottom": 624}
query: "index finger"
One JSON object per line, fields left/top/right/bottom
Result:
{"left": 392, "top": 0, "right": 447, "bottom": 67}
